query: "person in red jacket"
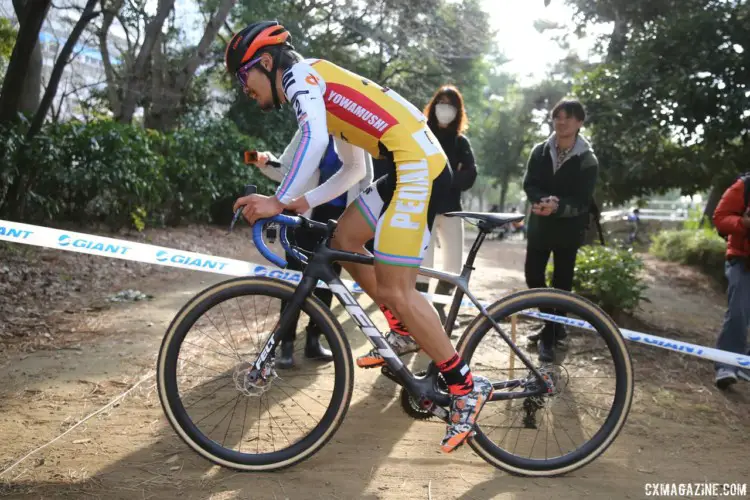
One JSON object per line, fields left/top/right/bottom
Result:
{"left": 712, "top": 177, "right": 750, "bottom": 389}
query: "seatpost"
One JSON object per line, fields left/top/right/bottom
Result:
{"left": 463, "top": 225, "right": 488, "bottom": 271}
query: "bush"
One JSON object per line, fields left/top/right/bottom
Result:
{"left": 649, "top": 228, "right": 726, "bottom": 283}
{"left": 0, "top": 118, "right": 277, "bottom": 229}
{"left": 547, "top": 245, "right": 649, "bottom": 316}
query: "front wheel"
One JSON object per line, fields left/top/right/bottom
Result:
{"left": 457, "top": 288, "right": 634, "bottom": 477}
{"left": 156, "top": 276, "right": 354, "bottom": 471}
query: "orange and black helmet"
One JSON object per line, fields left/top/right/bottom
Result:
{"left": 225, "top": 21, "right": 292, "bottom": 74}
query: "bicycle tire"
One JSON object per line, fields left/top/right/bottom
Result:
{"left": 457, "top": 288, "right": 634, "bottom": 477}
{"left": 156, "top": 276, "right": 354, "bottom": 471}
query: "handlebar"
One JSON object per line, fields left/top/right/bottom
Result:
{"left": 253, "top": 213, "right": 332, "bottom": 268}
{"left": 232, "top": 184, "right": 332, "bottom": 269}
{"left": 252, "top": 214, "right": 305, "bottom": 268}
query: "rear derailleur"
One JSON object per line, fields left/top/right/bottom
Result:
{"left": 522, "top": 365, "right": 560, "bottom": 429}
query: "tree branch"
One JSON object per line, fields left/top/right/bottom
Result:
{"left": 27, "top": 0, "right": 100, "bottom": 139}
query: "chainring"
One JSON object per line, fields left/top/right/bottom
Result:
{"left": 398, "top": 370, "right": 447, "bottom": 421}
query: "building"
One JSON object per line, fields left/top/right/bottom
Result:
{"left": 1, "top": 1, "right": 229, "bottom": 123}
{"left": 1, "top": 0, "right": 127, "bottom": 120}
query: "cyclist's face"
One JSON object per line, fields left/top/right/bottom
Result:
{"left": 237, "top": 54, "right": 276, "bottom": 111}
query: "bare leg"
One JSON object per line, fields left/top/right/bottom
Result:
{"left": 331, "top": 200, "right": 455, "bottom": 363}
{"left": 330, "top": 201, "right": 380, "bottom": 299}
{"left": 374, "top": 261, "right": 455, "bottom": 362}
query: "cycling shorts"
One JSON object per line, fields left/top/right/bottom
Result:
{"left": 354, "top": 152, "right": 452, "bottom": 267}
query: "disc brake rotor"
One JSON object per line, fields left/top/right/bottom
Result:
{"left": 233, "top": 361, "right": 278, "bottom": 397}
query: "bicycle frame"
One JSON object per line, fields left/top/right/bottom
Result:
{"left": 247, "top": 213, "right": 548, "bottom": 418}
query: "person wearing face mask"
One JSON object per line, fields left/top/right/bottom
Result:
{"left": 417, "top": 85, "right": 478, "bottom": 330}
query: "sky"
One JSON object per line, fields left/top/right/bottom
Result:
{"left": 479, "top": 0, "right": 609, "bottom": 85}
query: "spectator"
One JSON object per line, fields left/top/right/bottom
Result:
{"left": 627, "top": 208, "right": 641, "bottom": 245}
{"left": 415, "top": 85, "right": 477, "bottom": 329}
{"left": 251, "top": 131, "right": 373, "bottom": 369}
{"left": 712, "top": 178, "right": 750, "bottom": 389}
{"left": 522, "top": 98, "right": 599, "bottom": 362}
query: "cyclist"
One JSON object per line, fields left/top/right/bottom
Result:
{"left": 227, "top": 21, "right": 492, "bottom": 453}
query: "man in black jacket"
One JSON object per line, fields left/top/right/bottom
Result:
{"left": 523, "top": 99, "right": 599, "bottom": 362}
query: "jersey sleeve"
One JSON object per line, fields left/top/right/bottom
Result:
{"left": 274, "top": 62, "right": 330, "bottom": 205}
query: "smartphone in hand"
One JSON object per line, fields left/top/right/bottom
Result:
{"left": 244, "top": 150, "right": 258, "bottom": 165}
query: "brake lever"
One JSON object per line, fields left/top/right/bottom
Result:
{"left": 228, "top": 184, "right": 257, "bottom": 233}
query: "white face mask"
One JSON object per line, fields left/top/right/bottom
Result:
{"left": 435, "top": 103, "right": 457, "bottom": 125}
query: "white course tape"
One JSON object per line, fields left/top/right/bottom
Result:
{"left": 523, "top": 311, "right": 750, "bottom": 371}
{"left": 3, "top": 219, "right": 749, "bottom": 370}
{"left": 0, "top": 219, "right": 460, "bottom": 305}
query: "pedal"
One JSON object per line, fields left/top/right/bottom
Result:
{"left": 357, "top": 360, "right": 386, "bottom": 370}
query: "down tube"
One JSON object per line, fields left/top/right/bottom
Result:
{"left": 326, "top": 277, "right": 406, "bottom": 372}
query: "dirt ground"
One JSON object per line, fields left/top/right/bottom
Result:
{"left": 0, "top": 224, "right": 749, "bottom": 500}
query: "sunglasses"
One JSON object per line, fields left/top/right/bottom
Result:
{"left": 235, "top": 56, "right": 262, "bottom": 92}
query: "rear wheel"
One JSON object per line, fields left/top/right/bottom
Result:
{"left": 457, "top": 288, "right": 633, "bottom": 476}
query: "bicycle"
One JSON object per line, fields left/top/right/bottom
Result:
{"left": 156, "top": 195, "right": 634, "bottom": 477}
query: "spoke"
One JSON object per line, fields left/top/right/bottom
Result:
{"left": 239, "top": 396, "right": 249, "bottom": 453}
{"left": 263, "top": 392, "right": 276, "bottom": 452}
{"left": 273, "top": 383, "right": 321, "bottom": 429}
{"left": 219, "top": 392, "right": 243, "bottom": 447}
{"left": 219, "top": 302, "right": 244, "bottom": 361}
{"left": 190, "top": 325, "right": 238, "bottom": 359}
{"left": 543, "top": 406, "right": 565, "bottom": 458}
{"left": 177, "top": 356, "right": 227, "bottom": 376}
{"left": 550, "top": 405, "right": 574, "bottom": 456}
{"left": 194, "top": 390, "right": 244, "bottom": 427}
{"left": 256, "top": 392, "right": 263, "bottom": 454}
{"left": 251, "top": 295, "right": 262, "bottom": 352}
{"left": 557, "top": 395, "right": 593, "bottom": 444}
{"left": 238, "top": 297, "right": 262, "bottom": 355}
{"left": 205, "top": 310, "right": 243, "bottom": 362}
{"left": 276, "top": 380, "right": 331, "bottom": 410}
{"left": 182, "top": 340, "right": 241, "bottom": 362}
{"left": 182, "top": 378, "right": 234, "bottom": 409}
{"left": 268, "top": 391, "right": 309, "bottom": 435}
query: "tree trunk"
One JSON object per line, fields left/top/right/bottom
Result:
{"left": 143, "top": 33, "right": 166, "bottom": 130}
{"left": 498, "top": 168, "right": 512, "bottom": 211}
{"left": 98, "top": 0, "right": 125, "bottom": 117}
{"left": 13, "top": 0, "right": 43, "bottom": 116}
{"left": 606, "top": 11, "right": 629, "bottom": 64}
{"left": 116, "top": 0, "right": 174, "bottom": 124}
{"left": 0, "top": 0, "right": 51, "bottom": 124}
{"left": 27, "top": 0, "right": 100, "bottom": 140}
{"left": 21, "top": 34, "right": 42, "bottom": 115}
{"left": 143, "top": 0, "right": 236, "bottom": 130}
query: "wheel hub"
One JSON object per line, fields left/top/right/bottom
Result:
{"left": 233, "top": 360, "right": 278, "bottom": 397}
{"left": 521, "top": 365, "right": 568, "bottom": 428}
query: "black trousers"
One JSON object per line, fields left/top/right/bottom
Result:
{"left": 279, "top": 203, "right": 345, "bottom": 341}
{"left": 524, "top": 246, "right": 580, "bottom": 333}
{"left": 524, "top": 246, "right": 579, "bottom": 292}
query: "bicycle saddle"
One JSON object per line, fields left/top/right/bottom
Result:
{"left": 443, "top": 211, "right": 525, "bottom": 228}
